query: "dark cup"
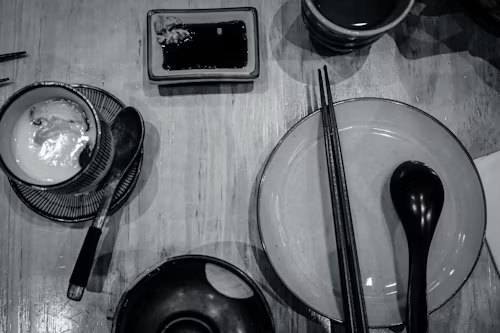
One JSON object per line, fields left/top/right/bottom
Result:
{"left": 302, "top": 0, "right": 415, "bottom": 53}
{"left": 0, "top": 81, "right": 114, "bottom": 194}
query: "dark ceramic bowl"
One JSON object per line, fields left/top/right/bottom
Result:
{"left": 112, "top": 255, "right": 275, "bottom": 333}
{"left": 0, "top": 81, "right": 114, "bottom": 194}
{"left": 302, "top": 0, "right": 414, "bottom": 53}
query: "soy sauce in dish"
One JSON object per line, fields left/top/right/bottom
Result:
{"left": 161, "top": 21, "right": 248, "bottom": 71}
{"left": 313, "top": 0, "right": 397, "bottom": 30}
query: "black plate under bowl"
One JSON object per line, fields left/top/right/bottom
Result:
{"left": 9, "top": 84, "right": 143, "bottom": 223}
{"left": 112, "top": 255, "right": 275, "bottom": 333}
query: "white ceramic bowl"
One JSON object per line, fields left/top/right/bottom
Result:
{"left": 0, "top": 81, "right": 114, "bottom": 194}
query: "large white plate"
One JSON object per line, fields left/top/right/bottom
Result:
{"left": 257, "top": 98, "right": 486, "bottom": 327}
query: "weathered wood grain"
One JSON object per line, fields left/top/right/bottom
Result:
{"left": 1, "top": 0, "right": 499, "bottom": 332}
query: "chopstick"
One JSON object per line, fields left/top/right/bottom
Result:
{"left": 0, "top": 52, "right": 26, "bottom": 85}
{"left": 318, "top": 66, "right": 369, "bottom": 333}
{"left": 0, "top": 51, "right": 26, "bottom": 61}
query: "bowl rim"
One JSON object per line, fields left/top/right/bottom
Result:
{"left": 0, "top": 81, "right": 103, "bottom": 191}
{"left": 303, "top": 0, "right": 415, "bottom": 37}
{"left": 111, "top": 254, "right": 275, "bottom": 333}
{"left": 256, "top": 97, "right": 487, "bottom": 328}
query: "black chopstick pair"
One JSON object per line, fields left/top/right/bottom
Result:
{"left": 317, "top": 66, "right": 369, "bottom": 333}
{"left": 0, "top": 51, "right": 26, "bottom": 83}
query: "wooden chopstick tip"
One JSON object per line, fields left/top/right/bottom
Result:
{"left": 0, "top": 51, "right": 27, "bottom": 63}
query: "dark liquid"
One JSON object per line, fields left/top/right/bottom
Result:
{"left": 313, "top": 0, "right": 397, "bottom": 30}
{"left": 162, "top": 21, "right": 248, "bottom": 71}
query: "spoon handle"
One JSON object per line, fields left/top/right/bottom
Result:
{"left": 67, "top": 177, "right": 120, "bottom": 301}
{"left": 67, "top": 226, "right": 103, "bottom": 301}
{"left": 407, "top": 247, "right": 429, "bottom": 333}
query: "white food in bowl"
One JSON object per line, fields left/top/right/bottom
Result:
{"left": 12, "top": 99, "right": 96, "bottom": 183}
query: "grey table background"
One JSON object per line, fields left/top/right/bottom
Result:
{"left": 0, "top": 0, "right": 499, "bottom": 332}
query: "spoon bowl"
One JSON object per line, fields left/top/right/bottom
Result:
{"left": 390, "top": 160, "right": 445, "bottom": 333}
{"left": 391, "top": 161, "right": 445, "bottom": 246}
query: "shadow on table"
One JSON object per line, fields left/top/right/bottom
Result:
{"left": 2, "top": 197, "right": 131, "bottom": 301}
{"left": 157, "top": 82, "right": 254, "bottom": 97}
{"left": 2, "top": 118, "right": 161, "bottom": 230}
{"left": 270, "top": 0, "right": 370, "bottom": 85}
{"left": 121, "top": 119, "right": 161, "bottom": 218}
{"left": 272, "top": 0, "right": 500, "bottom": 94}
{"left": 390, "top": 0, "right": 500, "bottom": 91}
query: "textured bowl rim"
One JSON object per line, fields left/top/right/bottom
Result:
{"left": 303, "top": 0, "right": 415, "bottom": 37}
{"left": 256, "top": 97, "right": 487, "bottom": 328}
{"left": 0, "top": 81, "right": 103, "bottom": 191}
{"left": 111, "top": 254, "right": 275, "bottom": 333}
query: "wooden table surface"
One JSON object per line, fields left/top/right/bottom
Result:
{"left": 1, "top": 0, "right": 500, "bottom": 332}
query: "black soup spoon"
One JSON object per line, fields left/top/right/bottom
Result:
{"left": 390, "top": 161, "right": 445, "bottom": 333}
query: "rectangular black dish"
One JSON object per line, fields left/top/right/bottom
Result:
{"left": 147, "top": 8, "right": 260, "bottom": 85}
